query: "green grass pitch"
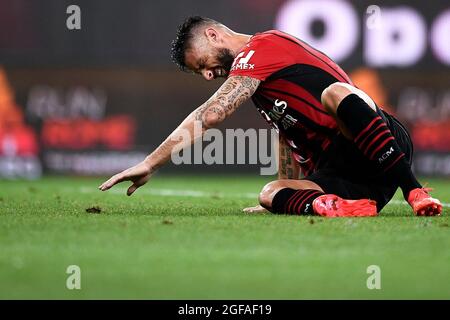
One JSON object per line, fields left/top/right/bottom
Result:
{"left": 0, "top": 175, "right": 449, "bottom": 299}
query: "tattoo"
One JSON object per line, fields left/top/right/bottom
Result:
{"left": 278, "top": 137, "right": 299, "bottom": 179}
{"left": 194, "top": 76, "right": 260, "bottom": 128}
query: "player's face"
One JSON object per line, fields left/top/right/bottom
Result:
{"left": 185, "top": 47, "right": 235, "bottom": 81}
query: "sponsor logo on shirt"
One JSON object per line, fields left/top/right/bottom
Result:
{"left": 268, "top": 99, "right": 298, "bottom": 130}
{"left": 269, "top": 99, "right": 287, "bottom": 120}
{"left": 231, "top": 50, "right": 255, "bottom": 72}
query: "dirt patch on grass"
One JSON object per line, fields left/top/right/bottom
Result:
{"left": 86, "top": 206, "right": 102, "bottom": 214}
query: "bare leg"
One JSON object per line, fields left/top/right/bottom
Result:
{"left": 258, "top": 179, "right": 323, "bottom": 210}
{"left": 321, "top": 82, "right": 377, "bottom": 140}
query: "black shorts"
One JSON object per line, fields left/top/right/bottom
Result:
{"left": 304, "top": 110, "right": 414, "bottom": 212}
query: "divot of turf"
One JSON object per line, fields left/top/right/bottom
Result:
{"left": 86, "top": 206, "right": 102, "bottom": 214}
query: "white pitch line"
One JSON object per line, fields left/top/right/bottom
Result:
{"left": 80, "top": 186, "right": 450, "bottom": 208}
{"left": 389, "top": 199, "right": 450, "bottom": 208}
{"left": 80, "top": 186, "right": 259, "bottom": 199}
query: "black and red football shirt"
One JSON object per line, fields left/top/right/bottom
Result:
{"left": 229, "top": 30, "right": 353, "bottom": 176}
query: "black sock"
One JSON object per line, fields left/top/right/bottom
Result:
{"left": 271, "top": 188, "right": 324, "bottom": 215}
{"left": 336, "top": 94, "right": 421, "bottom": 198}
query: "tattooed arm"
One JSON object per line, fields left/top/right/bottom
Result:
{"left": 99, "top": 76, "right": 260, "bottom": 195}
{"left": 278, "top": 135, "right": 300, "bottom": 180}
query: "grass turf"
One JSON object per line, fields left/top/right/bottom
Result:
{"left": 0, "top": 175, "right": 449, "bottom": 299}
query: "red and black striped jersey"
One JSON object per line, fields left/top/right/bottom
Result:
{"left": 229, "top": 30, "right": 353, "bottom": 176}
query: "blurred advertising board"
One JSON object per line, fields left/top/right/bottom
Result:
{"left": 0, "top": 0, "right": 449, "bottom": 177}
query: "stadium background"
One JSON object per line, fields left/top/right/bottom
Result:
{"left": 1, "top": 0, "right": 450, "bottom": 301}
{"left": 0, "top": 0, "right": 449, "bottom": 178}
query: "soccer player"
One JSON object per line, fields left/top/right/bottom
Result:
{"left": 99, "top": 16, "right": 442, "bottom": 217}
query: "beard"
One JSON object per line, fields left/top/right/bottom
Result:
{"left": 216, "top": 48, "right": 235, "bottom": 75}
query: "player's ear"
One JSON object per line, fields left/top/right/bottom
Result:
{"left": 205, "top": 27, "right": 220, "bottom": 44}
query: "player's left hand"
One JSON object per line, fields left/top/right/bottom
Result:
{"left": 98, "top": 161, "right": 153, "bottom": 196}
{"left": 243, "top": 205, "right": 268, "bottom": 214}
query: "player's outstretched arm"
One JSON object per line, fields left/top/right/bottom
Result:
{"left": 99, "top": 75, "right": 260, "bottom": 195}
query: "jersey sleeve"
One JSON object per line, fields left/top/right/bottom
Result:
{"left": 228, "top": 35, "right": 291, "bottom": 81}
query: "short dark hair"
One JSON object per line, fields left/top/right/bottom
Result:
{"left": 171, "top": 16, "right": 218, "bottom": 71}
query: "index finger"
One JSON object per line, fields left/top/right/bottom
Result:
{"left": 99, "top": 173, "right": 126, "bottom": 191}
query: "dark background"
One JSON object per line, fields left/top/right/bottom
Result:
{"left": 0, "top": 0, "right": 449, "bottom": 177}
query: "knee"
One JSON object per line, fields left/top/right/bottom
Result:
{"left": 321, "top": 82, "right": 353, "bottom": 115}
{"left": 258, "top": 180, "right": 284, "bottom": 209}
